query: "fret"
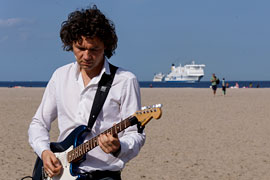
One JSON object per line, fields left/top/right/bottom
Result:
{"left": 93, "top": 137, "right": 97, "bottom": 147}
{"left": 78, "top": 145, "right": 82, "bottom": 156}
{"left": 76, "top": 148, "right": 80, "bottom": 158}
{"left": 120, "top": 121, "right": 123, "bottom": 131}
{"left": 93, "top": 138, "right": 96, "bottom": 148}
{"left": 83, "top": 143, "right": 88, "bottom": 154}
{"left": 88, "top": 139, "right": 93, "bottom": 150}
{"left": 118, "top": 123, "right": 121, "bottom": 133}
{"left": 68, "top": 151, "right": 71, "bottom": 162}
{"left": 91, "top": 138, "right": 94, "bottom": 148}
{"left": 81, "top": 145, "right": 84, "bottom": 155}
{"left": 94, "top": 138, "right": 96, "bottom": 148}
{"left": 72, "top": 151, "right": 75, "bottom": 160}
{"left": 75, "top": 149, "right": 78, "bottom": 159}
{"left": 81, "top": 144, "right": 84, "bottom": 154}
{"left": 85, "top": 141, "right": 90, "bottom": 151}
{"left": 95, "top": 137, "right": 98, "bottom": 146}
{"left": 118, "top": 124, "right": 121, "bottom": 133}
{"left": 68, "top": 152, "right": 72, "bottom": 162}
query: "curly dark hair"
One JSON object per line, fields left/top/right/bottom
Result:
{"left": 60, "top": 5, "right": 118, "bottom": 59}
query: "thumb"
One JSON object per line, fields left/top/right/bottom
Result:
{"left": 51, "top": 156, "right": 60, "bottom": 167}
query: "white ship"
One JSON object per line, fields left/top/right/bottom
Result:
{"left": 153, "top": 72, "right": 165, "bottom": 82}
{"left": 153, "top": 61, "right": 205, "bottom": 82}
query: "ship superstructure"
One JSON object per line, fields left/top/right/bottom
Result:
{"left": 153, "top": 61, "right": 205, "bottom": 82}
{"left": 153, "top": 73, "right": 165, "bottom": 82}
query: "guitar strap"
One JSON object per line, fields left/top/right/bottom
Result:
{"left": 87, "top": 63, "right": 118, "bottom": 130}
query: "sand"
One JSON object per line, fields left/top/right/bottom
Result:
{"left": 1, "top": 87, "right": 270, "bottom": 180}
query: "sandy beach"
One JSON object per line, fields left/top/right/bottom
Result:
{"left": 1, "top": 87, "right": 270, "bottom": 180}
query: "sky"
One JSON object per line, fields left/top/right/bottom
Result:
{"left": 0, "top": 0, "right": 270, "bottom": 81}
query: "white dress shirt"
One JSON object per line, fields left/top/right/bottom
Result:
{"left": 28, "top": 59, "right": 145, "bottom": 172}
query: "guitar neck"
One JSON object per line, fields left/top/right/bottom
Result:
{"left": 67, "top": 116, "right": 137, "bottom": 163}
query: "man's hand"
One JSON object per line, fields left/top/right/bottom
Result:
{"left": 98, "top": 132, "right": 121, "bottom": 155}
{"left": 41, "top": 150, "right": 62, "bottom": 178}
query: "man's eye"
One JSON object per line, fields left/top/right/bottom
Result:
{"left": 79, "top": 47, "right": 86, "bottom": 51}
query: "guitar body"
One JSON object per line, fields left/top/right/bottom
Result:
{"left": 32, "top": 125, "right": 89, "bottom": 180}
{"left": 31, "top": 105, "right": 162, "bottom": 180}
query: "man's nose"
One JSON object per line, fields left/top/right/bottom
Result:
{"left": 83, "top": 50, "right": 92, "bottom": 60}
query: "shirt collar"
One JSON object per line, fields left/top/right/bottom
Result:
{"left": 73, "top": 58, "right": 111, "bottom": 85}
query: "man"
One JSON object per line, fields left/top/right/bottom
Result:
{"left": 222, "top": 78, "right": 226, "bottom": 96}
{"left": 28, "top": 5, "right": 145, "bottom": 180}
{"left": 210, "top": 73, "right": 218, "bottom": 96}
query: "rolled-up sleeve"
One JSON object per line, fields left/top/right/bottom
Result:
{"left": 117, "top": 76, "right": 146, "bottom": 162}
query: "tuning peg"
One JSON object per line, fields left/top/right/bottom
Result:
{"left": 141, "top": 104, "right": 162, "bottom": 110}
{"left": 141, "top": 106, "right": 147, "bottom": 110}
{"left": 153, "top": 104, "right": 162, "bottom": 108}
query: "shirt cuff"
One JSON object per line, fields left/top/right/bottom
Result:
{"left": 111, "top": 146, "right": 121, "bottom": 157}
{"left": 35, "top": 141, "right": 50, "bottom": 158}
{"left": 116, "top": 140, "right": 129, "bottom": 158}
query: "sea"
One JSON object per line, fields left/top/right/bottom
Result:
{"left": 1, "top": 81, "right": 270, "bottom": 88}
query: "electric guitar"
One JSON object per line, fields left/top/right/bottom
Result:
{"left": 32, "top": 104, "right": 162, "bottom": 180}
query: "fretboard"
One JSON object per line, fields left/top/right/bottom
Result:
{"left": 67, "top": 116, "right": 134, "bottom": 163}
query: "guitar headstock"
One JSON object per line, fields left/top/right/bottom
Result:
{"left": 133, "top": 104, "right": 162, "bottom": 126}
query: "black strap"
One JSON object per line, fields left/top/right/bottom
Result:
{"left": 87, "top": 63, "right": 118, "bottom": 130}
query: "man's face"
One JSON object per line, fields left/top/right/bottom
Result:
{"left": 73, "top": 36, "right": 105, "bottom": 72}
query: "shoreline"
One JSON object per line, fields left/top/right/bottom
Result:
{"left": 0, "top": 80, "right": 270, "bottom": 88}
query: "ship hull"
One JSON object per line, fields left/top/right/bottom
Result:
{"left": 164, "top": 75, "right": 203, "bottom": 83}
{"left": 165, "top": 80, "right": 198, "bottom": 83}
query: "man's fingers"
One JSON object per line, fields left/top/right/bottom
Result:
{"left": 98, "top": 133, "right": 120, "bottom": 154}
{"left": 51, "top": 157, "right": 62, "bottom": 174}
{"left": 52, "top": 156, "right": 61, "bottom": 167}
{"left": 45, "top": 167, "right": 54, "bottom": 177}
{"left": 42, "top": 150, "right": 62, "bottom": 177}
{"left": 99, "top": 134, "right": 114, "bottom": 153}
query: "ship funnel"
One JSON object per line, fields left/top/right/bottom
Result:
{"left": 171, "top": 64, "right": 175, "bottom": 71}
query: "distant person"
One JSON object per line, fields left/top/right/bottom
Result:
{"left": 235, "top": 82, "right": 239, "bottom": 88}
{"left": 249, "top": 82, "right": 253, "bottom": 88}
{"left": 222, "top": 78, "right": 226, "bottom": 96}
{"left": 257, "top": 84, "right": 260, "bottom": 88}
{"left": 210, "top": 73, "right": 219, "bottom": 96}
